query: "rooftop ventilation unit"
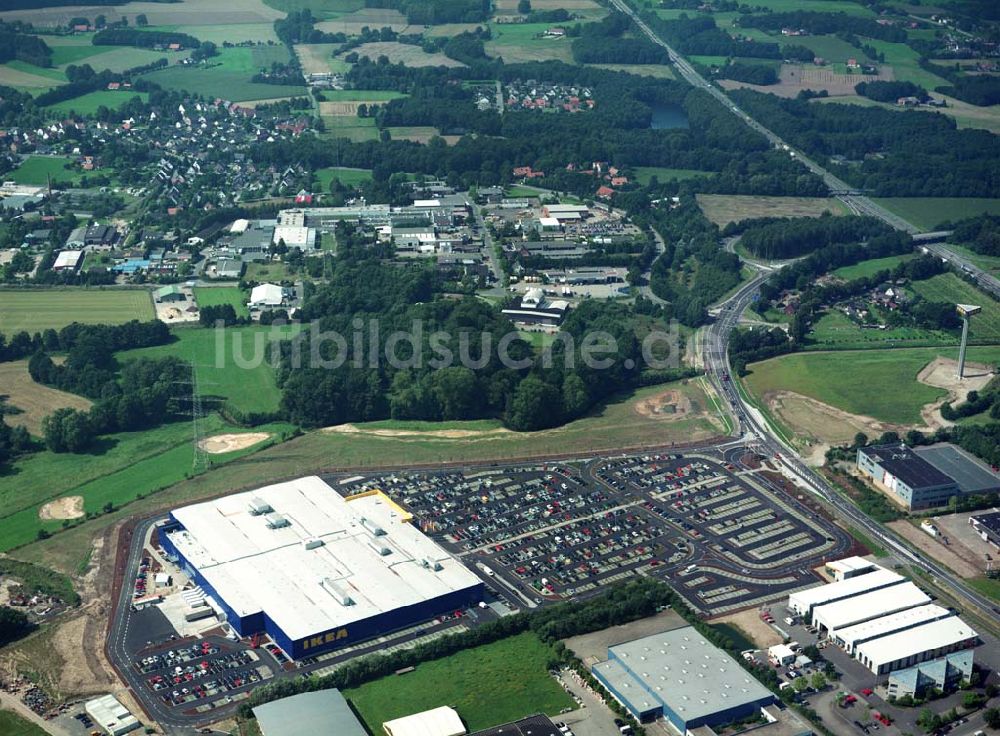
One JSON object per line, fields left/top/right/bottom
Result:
{"left": 421, "top": 557, "right": 443, "bottom": 571}
{"left": 360, "top": 517, "right": 385, "bottom": 536}
{"left": 320, "top": 578, "right": 353, "bottom": 606}
{"left": 265, "top": 513, "right": 289, "bottom": 529}
{"left": 368, "top": 539, "right": 391, "bottom": 556}
{"left": 302, "top": 538, "right": 324, "bottom": 550}
{"left": 248, "top": 496, "right": 272, "bottom": 515}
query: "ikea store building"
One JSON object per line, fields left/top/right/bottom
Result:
{"left": 160, "top": 476, "right": 484, "bottom": 659}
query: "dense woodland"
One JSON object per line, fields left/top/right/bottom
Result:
{"left": 738, "top": 215, "right": 891, "bottom": 259}
{"left": 364, "top": 0, "right": 490, "bottom": 24}
{"left": 570, "top": 11, "right": 671, "bottom": 65}
{"left": 0, "top": 23, "right": 52, "bottom": 67}
{"left": 93, "top": 28, "right": 201, "bottom": 49}
{"left": 945, "top": 214, "right": 1000, "bottom": 256}
{"left": 854, "top": 80, "right": 928, "bottom": 103}
{"left": 734, "top": 11, "right": 908, "bottom": 43}
{"left": 728, "top": 90, "right": 1000, "bottom": 197}
{"left": 639, "top": 12, "right": 781, "bottom": 58}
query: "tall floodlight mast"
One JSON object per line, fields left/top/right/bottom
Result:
{"left": 955, "top": 304, "right": 981, "bottom": 379}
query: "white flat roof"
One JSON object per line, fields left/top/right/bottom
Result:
{"left": 856, "top": 617, "right": 978, "bottom": 668}
{"left": 827, "top": 556, "right": 875, "bottom": 573}
{"left": 538, "top": 217, "right": 561, "bottom": 227}
{"left": 383, "top": 706, "right": 465, "bottom": 736}
{"left": 85, "top": 694, "right": 139, "bottom": 735}
{"left": 813, "top": 582, "right": 930, "bottom": 633}
{"left": 53, "top": 250, "right": 83, "bottom": 269}
{"left": 167, "top": 477, "right": 481, "bottom": 642}
{"left": 788, "top": 566, "right": 901, "bottom": 611}
{"left": 837, "top": 605, "right": 952, "bottom": 650}
{"left": 272, "top": 225, "right": 315, "bottom": 247}
{"left": 544, "top": 204, "right": 588, "bottom": 213}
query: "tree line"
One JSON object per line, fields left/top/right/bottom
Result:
{"left": 363, "top": 0, "right": 490, "bottom": 24}
{"left": 920, "top": 59, "right": 1000, "bottom": 107}
{"left": 0, "top": 23, "right": 53, "bottom": 67}
{"left": 93, "top": 28, "right": 201, "bottom": 49}
{"left": 739, "top": 214, "right": 890, "bottom": 260}
{"left": 946, "top": 214, "right": 1000, "bottom": 257}
{"left": 855, "top": 80, "right": 928, "bottom": 103}
{"left": 734, "top": 11, "right": 908, "bottom": 42}
{"left": 570, "top": 10, "right": 671, "bottom": 65}
{"left": 638, "top": 12, "right": 782, "bottom": 59}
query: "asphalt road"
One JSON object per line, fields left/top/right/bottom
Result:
{"left": 608, "top": 0, "right": 1000, "bottom": 302}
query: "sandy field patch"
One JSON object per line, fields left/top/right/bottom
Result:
{"left": 351, "top": 42, "right": 465, "bottom": 68}
{"left": 718, "top": 63, "right": 893, "bottom": 98}
{"left": 320, "top": 100, "right": 394, "bottom": 116}
{"left": 199, "top": 432, "right": 271, "bottom": 454}
{"left": 710, "top": 609, "right": 782, "bottom": 648}
{"left": 316, "top": 9, "right": 410, "bottom": 34}
{"left": 916, "top": 357, "right": 994, "bottom": 428}
{"left": 296, "top": 44, "right": 341, "bottom": 75}
{"left": 633, "top": 389, "right": 691, "bottom": 421}
{"left": 324, "top": 424, "right": 512, "bottom": 440}
{"left": 697, "top": 194, "right": 846, "bottom": 227}
{"left": 0, "top": 360, "right": 92, "bottom": 436}
{"left": 0, "top": 0, "right": 282, "bottom": 26}
{"left": 38, "top": 496, "right": 84, "bottom": 521}
{"left": 888, "top": 520, "right": 981, "bottom": 578}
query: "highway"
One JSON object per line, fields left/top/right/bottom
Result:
{"left": 608, "top": 0, "right": 1000, "bottom": 302}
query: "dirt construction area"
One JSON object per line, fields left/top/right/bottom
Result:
{"left": 917, "top": 357, "right": 993, "bottom": 427}
{"left": 710, "top": 608, "right": 782, "bottom": 648}
{"left": 0, "top": 360, "right": 92, "bottom": 436}
{"left": 198, "top": 432, "right": 271, "bottom": 454}
{"left": 633, "top": 389, "right": 692, "bottom": 421}
{"left": 887, "top": 520, "right": 983, "bottom": 578}
{"left": 39, "top": 496, "right": 85, "bottom": 521}
{"left": 718, "top": 63, "right": 893, "bottom": 98}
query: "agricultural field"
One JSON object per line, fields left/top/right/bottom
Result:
{"left": 862, "top": 38, "right": 951, "bottom": 90}
{"left": 320, "top": 115, "right": 378, "bottom": 141}
{"left": 193, "top": 286, "right": 250, "bottom": 318}
{"left": 0, "top": 361, "right": 92, "bottom": 437}
{"left": 0, "top": 289, "right": 154, "bottom": 333}
{"left": 792, "top": 34, "right": 870, "bottom": 64}
{"left": 295, "top": 43, "right": 352, "bottom": 75}
{"left": 633, "top": 167, "right": 712, "bottom": 185}
{"left": 320, "top": 90, "right": 408, "bottom": 102}
{"left": 832, "top": 254, "right": 915, "bottom": 280}
{"left": 486, "top": 24, "right": 574, "bottom": 64}
{"left": 315, "top": 8, "right": 411, "bottom": 34}
{"left": 872, "top": 198, "right": 1000, "bottom": 231}
{"left": 348, "top": 42, "right": 465, "bottom": 68}
{"left": 315, "top": 166, "right": 374, "bottom": 190}
{"left": 0, "top": 62, "right": 62, "bottom": 91}
{"left": 696, "top": 194, "right": 847, "bottom": 227}
{"left": 807, "top": 310, "right": 954, "bottom": 351}
{"left": 142, "top": 47, "right": 306, "bottom": 102}
{"left": 0, "top": 711, "right": 47, "bottom": 736}
{"left": 814, "top": 94, "right": 1000, "bottom": 136}
{"left": 117, "top": 325, "right": 298, "bottom": 415}
{"left": 0, "top": 0, "right": 284, "bottom": 27}
{"left": 744, "top": 346, "right": 1000, "bottom": 426}
{"left": 587, "top": 63, "right": 674, "bottom": 79}
{"left": 44, "top": 90, "right": 149, "bottom": 117}
{"left": 7, "top": 155, "right": 80, "bottom": 186}
{"left": 0, "top": 416, "right": 293, "bottom": 552}
{"left": 908, "top": 273, "right": 1000, "bottom": 341}
{"left": 344, "top": 632, "right": 575, "bottom": 731}
{"left": 387, "top": 126, "right": 459, "bottom": 144}
{"left": 264, "top": 0, "right": 365, "bottom": 19}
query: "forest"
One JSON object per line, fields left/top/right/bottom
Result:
{"left": 716, "top": 62, "right": 778, "bottom": 86}
{"left": 738, "top": 214, "right": 890, "bottom": 260}
{"left": 363, "top": 0, "right": 490, "bottom": 24}
{"left": 93, "top": 28, "right": 201, "bottom": 49}
{"left": 734, "top": 11, "right": 908, "bottom": 43}
{"left": 570, "top": 11, "right": 671, "bottom": 65}
{"left": 0, "top": 23, "right": 52, "bottom": 67}
{"left": 854, "top": 80, "right": 928, "bottom": 103}
{"left": 727, "top": 90, "right": 1000, "bottom": 198}
{"left": 638, "top": 12, "right": 781, "bottom": 59}
{"left": 921, "top": 59, "right": 1000, "bottom": 107}
{"left": 946, "top": 214, "right": 1000, "bottom": 257}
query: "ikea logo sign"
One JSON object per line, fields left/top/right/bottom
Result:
{"left": 302, "top": 628, "right": 349, "bottom": 650}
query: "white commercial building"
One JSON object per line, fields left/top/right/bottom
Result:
{"left": 836, "top": 604, "right": 954, "bottom": 655}
{"left": 855, "top": 617, "right": 979, "bottom": 675}
{"left": 825, "top": 556, "right": 876, "bottom": 582}
{"left": 84, "top": 694, "right": 140, "bottom": 736}
{"left": 272, "top": 225, "right": 317, "bottom": 251}
{"left": 787, "top": 566, "right": 903, "bottom": 617}
{"left": 52, "top": 249, "right": 83, "bottom": 271}
{"left": 249, "top": 283, "right": 286, "bottom": 308}
{"left": 161, "top": 477, "right": 483, "bottom": 659}
{"left": 812, "top": 582, "right": 931, "bottom": 638}
{"left": 382, "top": 706, "right": 466, "bottom": 736}
{"left": 768, "top": 643, "right": 796, "bottom": 666}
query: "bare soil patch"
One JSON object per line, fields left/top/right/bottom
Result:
{"left": 696, "top": 194, "right": 846, "bottom": 227}
{"left": 38, "top": 496, "right": 84, "bottom": 521}
{"left": 888, "top": 520, "right": 981, "bottom": 578}
{"left": 633, "top": 389, "right": 691, "bottom": 421}
{"left": 351, "top": 42, "right": 465, "bottom": 68}
{"left": 199, "top": 432, "right": 271, "bottom": 454}
{"left": 916, "top": 357, "right": 994, "bottom": 428}
{"left": 718, "top": 63, "right": 893, "bottom": 98}
{"left": 711, "top": 609, "right": 782, "bottom": 648}
{"left": 320, "top": 100, "right": 393, "bottom": 116}
{"left": 0, "top": 360, "right": 92, "bottom": 436}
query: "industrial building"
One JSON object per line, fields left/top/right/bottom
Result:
{"left": 592, "top": 626, "right": 776, "bottom": 727}
{"left": 970, "top": 510, "right": 1000, "bottom": 549}
{"left": 160, "top": 477, "right": 484, "bottom": 659}
{"left": 787, "top": 566, "right": 904, "bottom": 618}
{"left": 469, "top": 715, "right": 562, "bottom": 736}
{"left": 52, "top": 249, "right": 84, "bottom": 272}
{"left": 383, "top": 706, "right": 466, "bottom": 736}
{"left": 252, "top": 689, "right": 366, "bottom": 736}
{"left": 857, "top": 442, "right": 1000, "bottom": 510}
{"left": 856, "top": 444, "right": 958, "bottom": 509}
{"left": 811, "top": 583, "right": 931, "bottom": 638}
{"left": 886, "top": 650, "right": 974, "bottom": 700}
{"left": 824, "top": 556, "right": 876, "bottom": 582}
{"left": 84, "top": 694, "right": 140, "bottom": 736}
{"left": 835, "top": 604, "right": 954, "bottom": 655}
{"left": 501, "top": 288, "right": 569, "bottom": 326}
{"left": 855, "top": 617, "right": 979, "bottom": 675}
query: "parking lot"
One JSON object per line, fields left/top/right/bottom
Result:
{"left": 332, "top": 453, "right": 852, "bottom": 615}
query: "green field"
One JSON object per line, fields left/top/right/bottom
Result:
{"left": 0, "top": 710, "right": 48, "bottom": 736}
{"left": 143, "top": 50, "right": 307, "bottom": 102}
{"left": 44, "top": 90, "right": 149, "bottom": 117}
{"left": 832, "top": 254, "right": 915, "bottom": 280}
{"left": 265, "top": 0, "right": 364, "bottom": 18}
{"left": 118, "top": 326, "right": 297, "bottom": 415}
{"left": 0, "top": 416, "right": 293, "bottom": 551}
{"left": 908, "top": 273, "right": 1000, "bottom": 341}
{"left": 315, "top": 166, "right": 373, "bottom": 189}
{"left": 863, "top": 38, "right": 951, "bottom": 89}
{"left": 808, "top": 310, "right": 953, "bottom": 350}
{"left": 872, "top": 198, "right": 1000, "bottom": 232}
{"left": 244, "top": 261, "right": 299, "bottom": 282}
{"left": 321, "top": 115, "right": 379, "bottom": 141}
{"left": 8, "top": 155, "right": 81, "bottom": 186}
{"left": 486, "top": 23, "right": 574, "bottom": 63}
{"left": 344, "top": 633, "right": 574, "bottom": 731}
{"left": 322, "top": 89, "right": 407, "bottom": 101}
{"left": 633, "top": 166, "right": 713, "bottom": 185}
{"left": 0, "top": 289, "right": 154, "bottom": 333}
{"left": 194, "top": 286, "right": 250, "bottom": 317}
{"left": 794, "top": 34, "right": 870, "bottom": 63}
{"left": 745, "top": 346, "right": 1000, "bottom": 425}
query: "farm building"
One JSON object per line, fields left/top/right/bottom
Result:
{"left": 252, "top": 689, "right": 366, "bottom": 736}
{"left": 787, "top": 565, "right": 904, "bottom": 618}
{"left": 969, "top": 511, "right": 1000, "bottom": 549}
{"left": 811, "top": 583, "right": 931, "bottom": 638}
{"left": 159, "top": 477, "right": 484, "bottom": 659}
{"left": 84, "top": 693, "right": 140, "bottom": 736}
{"left": 855, "top": 617, "right": 978, "bottom": 675}
{"left": 592, "top": 626, "right": 776, "bottom": 726}
{"left": 835, "top": 604, "right": 954, "bottom": 655}
{"left": 856, "top": 444, "right": 959, "bottom": 510}
{"left": 885, "top": 650, "right": 974, "bottom": 700}
{"left": 52, "top": 249, "right": 84, "bottom": 272}
{"left": 155, "top": 285, "right": 186, "bottom": 303}
{"left": 382, "top": 706, "right": 466, "bottom": 736}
